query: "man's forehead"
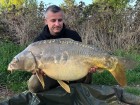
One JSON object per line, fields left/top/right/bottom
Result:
{"left": 46, "top": 11, "right": 63, "bottom": 18}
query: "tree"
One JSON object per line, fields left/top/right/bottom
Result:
{"left": 61, "top": 0, "right": 75, "bottom": 8}
{"left": 0, "top": 0, "right": 25, "bottom": 10}
{"left": 94, "top": 0, "right": 130, "bottom": 11}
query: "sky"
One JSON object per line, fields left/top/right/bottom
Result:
{"left": 37, "top": 0, "right": 136, "bottom": 7}
{"left": 37, "top": 0, "right": 93, "bottom": 6}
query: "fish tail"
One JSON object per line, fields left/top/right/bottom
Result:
{"left": 118, "top": 57, "right": 139, "bottom": 70}
{"left": 109, "top": 61, "right": 127, "bottom": 87}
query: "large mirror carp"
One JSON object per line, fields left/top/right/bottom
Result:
{"left": 8, "top": 38, "right": 133, "bottom": 93}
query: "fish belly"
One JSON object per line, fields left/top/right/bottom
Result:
{"left": 41, "top": 57, "right": 90, "bottom": 81}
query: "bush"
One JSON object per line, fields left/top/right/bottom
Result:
{"left": 0, "top": 41, "right": 31, "bottom": 92}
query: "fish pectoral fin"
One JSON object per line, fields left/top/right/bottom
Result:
{"left": 57, "top": 80, "right": 70, "bottom": 93}
{"left": 109, "top": 62, "right": 127, "bottom": 87}
{"left": 36, "top": 71, "right": 45, "bottom": 89}
{"left": 96, "top": 68, "right": 104, "bottom": 73}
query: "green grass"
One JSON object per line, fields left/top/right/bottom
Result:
{"left": 92, "top": 67, "right": 140, "bottom": 85}
{"left": 91, "top": 50, "right": 140, "bottom": 96}
{"left": 0, "top": 41, "right": 140, "bottom": 96}
{"left": 125, "top": 86, "right": 140, "bottom": 96}
{"left": 0, "top": 41, "right": 31, "bottom": 92}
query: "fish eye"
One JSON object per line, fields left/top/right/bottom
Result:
{"left": 13, "top": 57, "right": 19, "bottom": 63}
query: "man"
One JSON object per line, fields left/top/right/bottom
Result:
{"left": 1, "top": 5, "right": 140, "bottom": 105}
{"left": 28, "top": 5, "right": 97, "bottom": 93}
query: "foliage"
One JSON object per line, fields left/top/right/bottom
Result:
{"left": 0, "top": 0, "right": 44, "bottom": 44}
{"left": 92, "top": 58, "right": 140, "bottom": 86}
{"left": 92, "top": 65, "right": 140, "bottom": 86}
{"left": 0, "top": 41, "right": 140, "bottom": 95}
{"left": 63, "top": 2, "right": 140, "bottom": 52}
{"left": 61, "top": 0, "right": 75, "bottom": 8}
{"left": 125, "top": 86, "right": 140, "bottom": 96}
{"left": 0, "top": 0, "right": 25, "bottom": 10}
{"left": 94, "top": 0, "right": 130, "bottom": 11}
{"left": 24, "top": 0, "right": 38, "bottom": 10}
{"left": 0, "top": 41, "right": 31, "bottom": 92}
{"left": 92, "top": 50, "right": 140, "bottom": 95}
{"left": 0, "top": 1, "right": 140, "bottom": 52}
{"left": 0, "top": 0, "right": 140, "bottom": 98}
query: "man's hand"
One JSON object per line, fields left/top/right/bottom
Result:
{"left": 39, "top": 69, "right": 46, "bottom": 75}
{"left": 88, "top": 67, "right": 98, "bottom": 73}
{"left": 32, "top": 67, "right": 98, "bottom": 75}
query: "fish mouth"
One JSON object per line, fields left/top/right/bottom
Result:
{"left": 7, "top": 64, "right": 13, "bottom": 71}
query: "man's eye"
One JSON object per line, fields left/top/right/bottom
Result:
{"left": 51, "top": 19, "right": 56, "bottom": 22}
{"left": 58, "top": 19, "right": 62, "bottom": 22}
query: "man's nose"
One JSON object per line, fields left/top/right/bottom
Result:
{"left": 55, "top": 20, "right": 60, "bottom": 26}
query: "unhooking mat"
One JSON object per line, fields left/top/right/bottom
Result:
{"left": 1, "top": 83, "right": 140, "bottom": 105}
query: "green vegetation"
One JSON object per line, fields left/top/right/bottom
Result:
{"left": 0, "top": 0, "right": 25, "bottom": 10}
{"left": 0, "top": 41, "right": 140, "bottom": 96}
{"left": 125, "top": 86, "right": 140, "bottom": 96}
{"left": 92, "top": 50, "right": 140, "bottom": 96}
{"left": 0, "top": 0, "right": 140, "bottom": 97}
{"left": 92, "top": 69, "right": 140, "bottom": 85}
{"left": 0, "top": 41, "right": 31, "bottom": 92}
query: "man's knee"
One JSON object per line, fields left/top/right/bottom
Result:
{"left": 27, "top": 75, "right": 43, "bottom": 93}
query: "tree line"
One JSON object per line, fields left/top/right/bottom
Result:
{"left": 0, "top": 0, "right": 140, "bottom": 52}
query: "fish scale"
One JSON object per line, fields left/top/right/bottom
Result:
{"left": 8, "top": 38, "right": 127, "bottom": 93}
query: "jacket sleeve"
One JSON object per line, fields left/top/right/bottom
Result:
{"left": 33, "top": 33, "right": 46, "bottom": 42}
{"left": 65, "top": 29, "right": 82, "bottom": 42}
{"left": 73, "top": 31, "right": 82, "bottom": 42}
{"left": 33, "top": 26, "right": 48, "bottom": 42}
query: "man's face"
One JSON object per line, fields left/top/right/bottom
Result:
{"left": 45, "top": 11, "right": 64, "bottom": 35}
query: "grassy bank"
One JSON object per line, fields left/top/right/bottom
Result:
{"left": 0, "top": 41, "right": 140, "bottom": 96}
{"left": 92, "top": 50, "right": 140, "bottom": 96}
{"left": 0, "top": 41, "right": 31, "bottom": 92}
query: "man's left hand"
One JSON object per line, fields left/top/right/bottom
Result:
{"left": 89, "top": 67, "right": 98, "bottom": 73}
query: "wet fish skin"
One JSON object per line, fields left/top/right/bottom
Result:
{"left": 8, "top": 38, "right": 127, "bottom": 92}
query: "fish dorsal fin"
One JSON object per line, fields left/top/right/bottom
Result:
{"left": 57, "top": 80, "right": 70, "bottom": 93}
{"left": 30, "top": 38, "right": 75, "bottom": 47}
{"left": 36, "top": 71, "right": 45, "bottom": 89}
{"left": 57, "top": 38, "right": 74, "bottom": 41}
